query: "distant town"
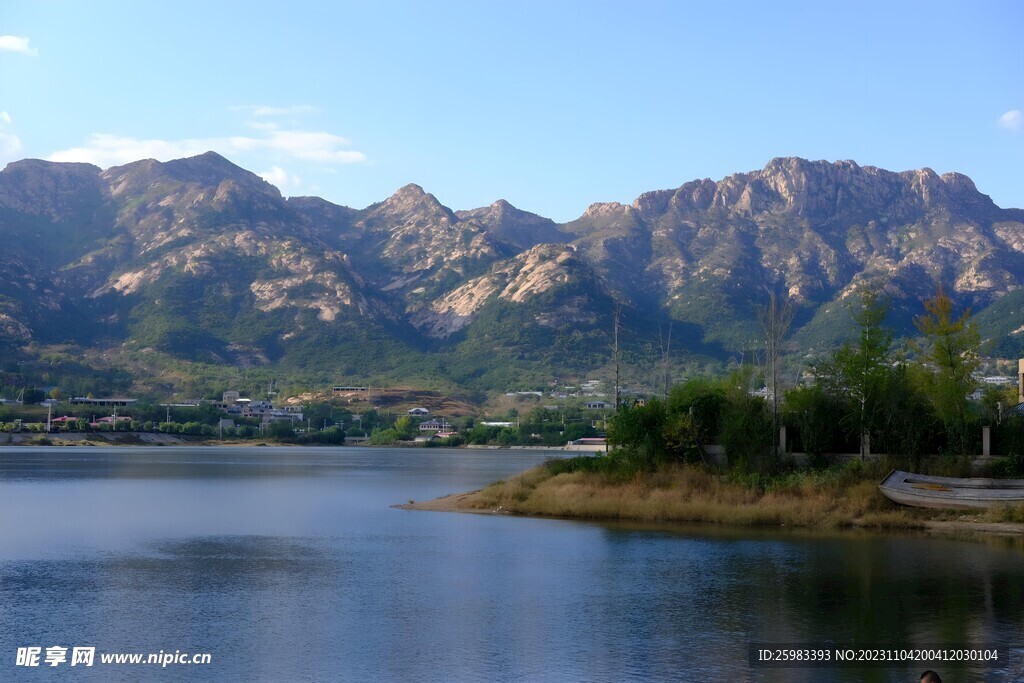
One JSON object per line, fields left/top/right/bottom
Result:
{"left": 0, "top": 378, "right": 646, "bottom": 449}
{"left": 1, "top": 361, "right": 1019, "bottom": 454}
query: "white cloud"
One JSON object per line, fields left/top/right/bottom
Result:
{"left": 0, "top": 35, "right": 38, "bottom": 56}
{"left": 261, "top": 130, "right": 366, "bottom": 163}
{"left": 231, "top": 104, "right": 319, "bottom": 118}
{"left": 259, "top": 166, "right": 301, "bottom": 191}
{"left": 0, "top": 111, "right": 23, "bottom": 159}
{"left": 46, "top": 102, "right": 366, "bottom": 171}
{"left": 998, "top": 110, "right": 1022, "bottom": 132}
{"left": 48, "top": 128, "right": 366, "bottom": 167}
{"left": 48, "top": 134, "right": 213, "bottom": 166}
{"left": 246, "top": 120, "right": 280, "bottom": 132}
{"left": 0, "top": 131, "right": 22, "bottom": 157}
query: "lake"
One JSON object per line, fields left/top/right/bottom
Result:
{"left": 0, "top": 447, "right": 1021, "bottom": 681}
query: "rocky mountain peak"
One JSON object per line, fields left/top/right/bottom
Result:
{"left": 460, "top": 198, "right": 536, "bottom": 225}
{"left": 455, "top": 199, "right": 564, "bottom": 252}
{"left": 0, "top": 158, "right": 107, "bottom": 221}
{"left": 480, "top": 199, "right": 519, "bottom": 223}
{"left": 371, "top": 183, "right": 454, "bottom": 221}
{"left": 657, "top": 156, "right": 1000, "bottom": 222}
{"left": 101, "top": 158, "right": 163, "bottom": 196}
{"left": 753, "top": 157, "right": 853, "bottom": 212}
{"left": 582, "top": 201, "right": 634, "bottom": 218}
{"left": 163, "top": 151, "right": 269, "bottom": 188}
{"left": 393, "top": 182, "right": 428, "bottom": 198}
{"left": 1, "top": 157, "right": 102, "bottom": 177}
{"left": 940, "top": 172, "right": 978, "bottom": 195}
{"left": 103, "top": 152, "right": 281, "bottom": 202}
{"left": 386, "top": 183, "right": 443, "bottom": 207}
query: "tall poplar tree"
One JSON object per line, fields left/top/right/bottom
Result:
{"left": 914, "top": 288, "right": 980, "bottom": 454}
{"left": 818, "top": 290, "right": 893, "bottom": 457}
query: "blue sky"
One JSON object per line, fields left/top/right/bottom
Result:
{"left": 1, "top": 0, "right": 1021, "bottom": 221}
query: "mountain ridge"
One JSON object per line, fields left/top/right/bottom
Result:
{"left": 1, "top": 152, "right": 1022, "bottom": 396}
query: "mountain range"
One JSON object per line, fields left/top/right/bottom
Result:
{"left": 1, "top": 152, "right": 1022, "bottom": 398}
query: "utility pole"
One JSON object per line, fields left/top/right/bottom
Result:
{"left": 759, "top": 289, "right": 795, "bottom": 462}
{"left": 613, "top": 302, "right": 622, "bottom": 412}
{"left": 659, "top": 322, "right": 673, "bottom": 399}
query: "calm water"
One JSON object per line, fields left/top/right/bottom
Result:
{"left": 0, "top": 447, "right": 1022, "bottom": 682}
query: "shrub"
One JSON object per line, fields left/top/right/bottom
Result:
{"left": 989, "top": 452, "right": 1024, "bottom": 478}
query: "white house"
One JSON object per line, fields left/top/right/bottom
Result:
{"left": 418, "top": 418, "right": 452, "bottom": 432}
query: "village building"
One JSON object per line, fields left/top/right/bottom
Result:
{"left": 71, "top": 397, "right": 138, "bottom": 408}
{"left": 418, "top": 418, "right": 452, "bottom": 432}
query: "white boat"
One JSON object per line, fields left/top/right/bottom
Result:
{"left": 879, "top": 469, "right": 1024, "bottom": 509}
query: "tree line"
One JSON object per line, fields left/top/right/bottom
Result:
{"left": 607, "top": 289, "right": 1024, "bottom": 477}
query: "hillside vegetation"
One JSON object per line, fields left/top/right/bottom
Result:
{"left": 1, "top": 153, "right": 1023, "bottom": 398}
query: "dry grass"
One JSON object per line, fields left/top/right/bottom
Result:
{"left": 983, "top": 504, "right": 1024, "bottom": 524}
{"left": 451, "top": 462, "right": 928, "bottom": 530}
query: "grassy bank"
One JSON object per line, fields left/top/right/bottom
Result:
{"left": 413, "top": 457, "right": 1024, "bottom": 532}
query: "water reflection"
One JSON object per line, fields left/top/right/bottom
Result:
{"left": 0, "top": 448, "right": 1021, "bottom": 682}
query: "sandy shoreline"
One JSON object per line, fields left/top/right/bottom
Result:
{"left": 395, "top": 491, "right": 508, "bottom": 513}
{"left": 397, "top": 490, "right": 1024, "bottom": 536}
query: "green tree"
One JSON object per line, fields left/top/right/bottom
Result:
{"left": 303, "top": 402, "right": 346, "bottom": 430}
{"left": 358, "top": 409, "right": 381, "bottom": 432}
{"left": 497, "top": 428, "right": 520, "bottom": 447}
{"left": 913, "top": 288, "right": 981, "bottom": 454}
{"left": 664, "top": 378, "right": 728, "bottom": 465}
{"left": 313, "top": 426, "right": 346, "bottom": 444}
{"left": 667, "top": 378, "right": 727, "bottom": 447}
{"left": 562, "top": 422, "right": 596, "bottom": 442}
{"left": 22, "top": 388, "right": 46, "bottom": 405}
{"left": 874, "top": 363, "right": 938, "bottom": 470}
{"left": 978, "top": 383, "right": 1017, "bottom": 427}
{"left": 607, "top": 398, "right": 667, "bottom": 467}
{"left": 393, "top": 415, "right": 415, "bottom": 439}
{"left": 267, "top": 421, "right": 295, "bottom": 440}
{"left": 369, "top": 427, "right": 398, "bottom": 445}
{"left": 465, "top": 424, "right": 500, "bottom": 445}
{"left": 718, "top": 368, "right": 772, "bottom": 471}
{"left": 817, "top": 290, "right": 893, "bottom": 457}
{"left": 783, "top": 384, "right": 844, "bottom": 459}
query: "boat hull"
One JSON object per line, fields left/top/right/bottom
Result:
{"left": 878, "top": 470, "right": 1024, "bottom": 510}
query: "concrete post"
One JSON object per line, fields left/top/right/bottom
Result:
{"left": 1019, "top": 359, "right": 1024, "bottom": 404}
{"left": 861, "top": 431, "right": 870, "bottom": 459}
{"left": 779, "top": 425, "right": 786, "bottom": 455}
{"left": 982, "top": 426, "right": 991, "bottom": 457}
